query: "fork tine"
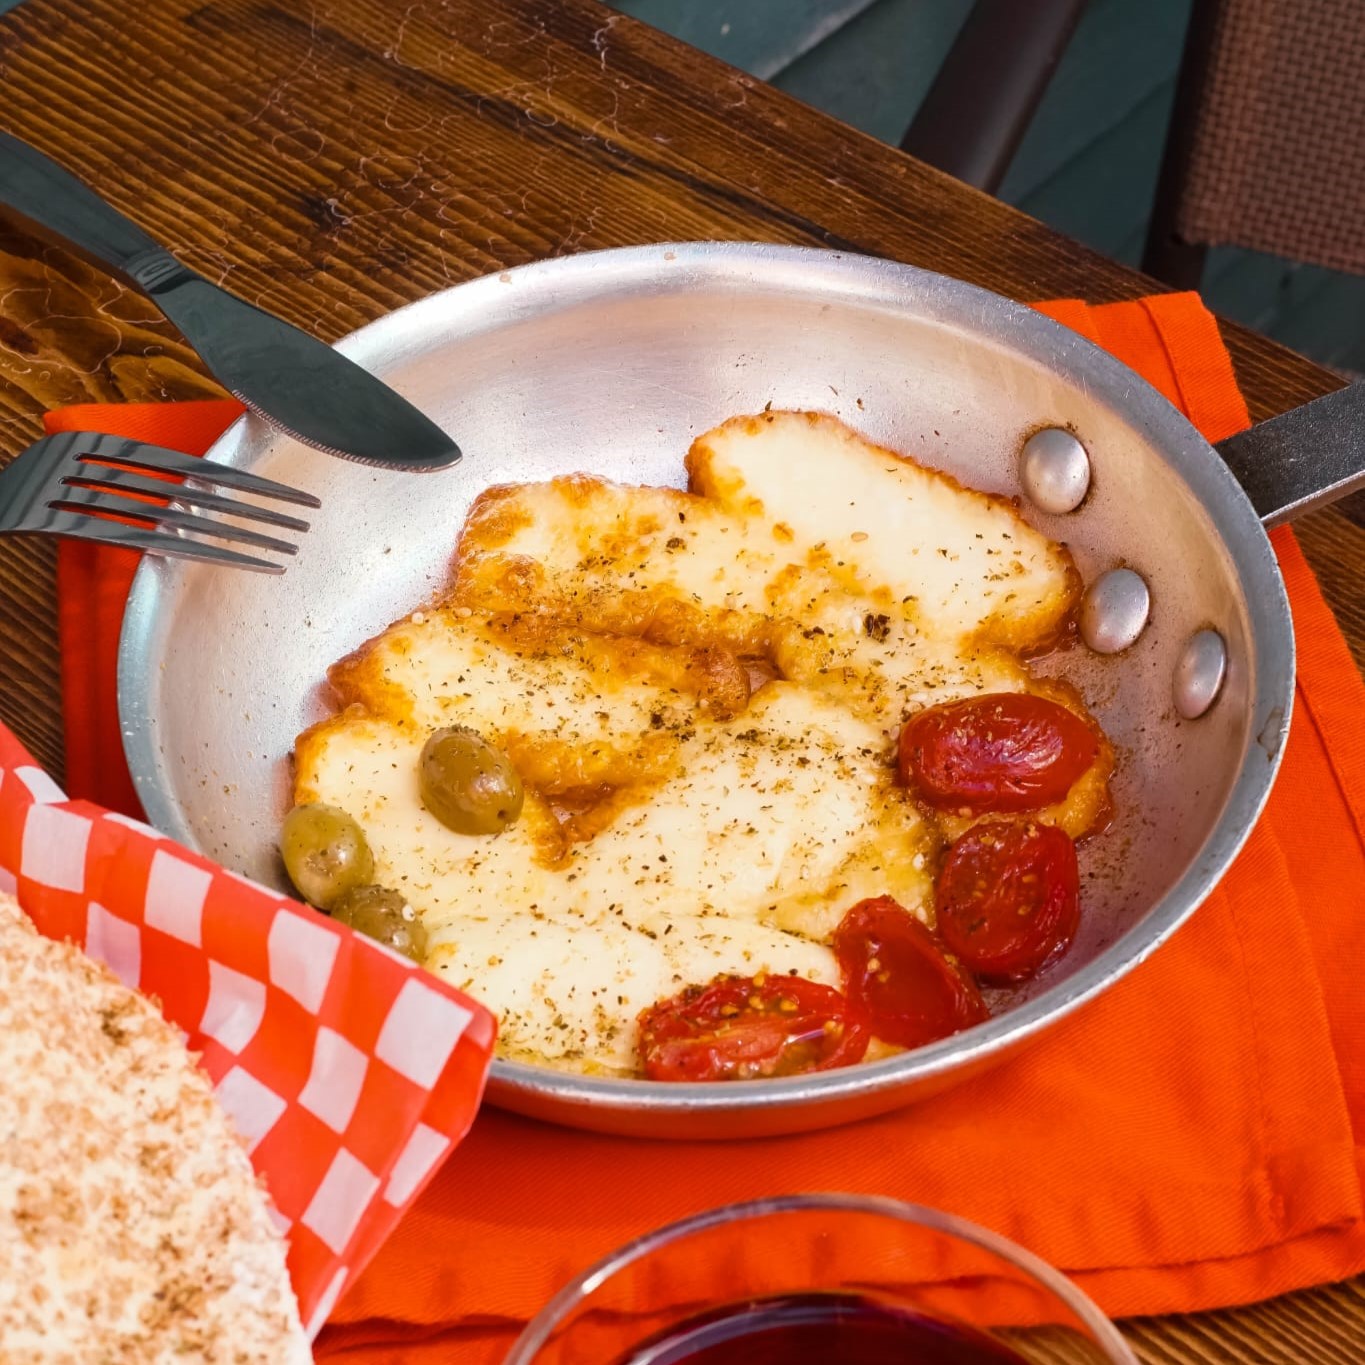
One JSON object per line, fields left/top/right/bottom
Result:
{"left": 2, "top": 431, "right": 303, "bottom": 571}
{"left": 76, "top": 433, "right": 321, "bottom": 508}
{"left": 62, "top": 471, "right": 312, "bottom": 531}
{"left": 50, "top": 494, "right": 300, "bottom": 555}
{"left": 37, "top": 509, "right": 285, "bottom": 573}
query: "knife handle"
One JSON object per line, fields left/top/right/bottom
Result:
{"left": 0, "top": 131, "right": 174, "bottom": 279}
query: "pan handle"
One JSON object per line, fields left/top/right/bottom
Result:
{"left": 1214, "top": 383, "right": 1365, "bottom": 528}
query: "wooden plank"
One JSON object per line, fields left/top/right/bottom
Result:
{"left": 1124, "top": 1278, "right": 1365, "bottom": 1363}
{"left": 609, "top": 0, "right": 877, "bottom": 81}
{"left": 772, "top": 0, "right": 974, "bottom": 145}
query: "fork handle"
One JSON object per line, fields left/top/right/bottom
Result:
{"left": 0, "top": 131, "right": 175, "bottom": 280}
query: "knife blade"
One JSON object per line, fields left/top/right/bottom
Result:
{"left": 0, "top": 130, "right": 460, "bottom": 471}
{"left": 132, "top": 253, "right": 461, "bottom": 471}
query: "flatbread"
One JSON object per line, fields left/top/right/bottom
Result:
{"left": 0, "top": 893, "right": 310, "bottom": 1363}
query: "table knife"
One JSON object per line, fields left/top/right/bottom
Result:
{"left": 0, "top": 131, "right": 460, "bottom": 471}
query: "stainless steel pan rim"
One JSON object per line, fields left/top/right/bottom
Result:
{"left": 118, "top": 242, "right": 1294, "bottom": 1135}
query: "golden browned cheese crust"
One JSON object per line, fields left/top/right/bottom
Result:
{"left": 0, "top": 894, "right": 310, "bottom": 1365}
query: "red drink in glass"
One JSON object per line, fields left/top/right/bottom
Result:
{"left": 613, "top": 1292, "right": 1030, "bottom": 1364}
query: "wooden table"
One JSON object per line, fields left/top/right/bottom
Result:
{"left": 0, "top": 1, "right": 1360, "bottom": 1357}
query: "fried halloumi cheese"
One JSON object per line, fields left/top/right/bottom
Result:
{"left": 295, "top": 411, "right": 1108, "bottom": 1074}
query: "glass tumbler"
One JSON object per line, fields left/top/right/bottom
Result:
{"left": 505, "top": 1192, "right": 1138, "bottom": 1365}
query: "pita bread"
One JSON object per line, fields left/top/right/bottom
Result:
{"left": 0, "top": 893, "right": 310, "bottom": 1362}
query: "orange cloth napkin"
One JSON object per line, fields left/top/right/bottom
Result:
{"left": 47, "top": 294, "right": 1365, "bottom": 1362}
{"left": 51, "top": 398, "right": 246, "bottom": 820}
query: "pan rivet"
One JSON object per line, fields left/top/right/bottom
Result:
{"left": 1174, "top": 629, "right": 1227, "bottom": 719}
{"left": 1020, "top": 428, "right": 1090, "bottom": 514}
{"left": 1079, "top": 568, "right": 1149, "bottom": 654}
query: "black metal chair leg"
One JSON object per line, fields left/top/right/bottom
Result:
{"left": 899, "top": 0, "right": 1091, "bottom": 195}
{"left": 1140, "top": 237, "right": 1209, "bottom": 292}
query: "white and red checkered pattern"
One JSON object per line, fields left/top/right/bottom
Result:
{"left": 0, "top": 724, "right": 496, "bottom": 1336}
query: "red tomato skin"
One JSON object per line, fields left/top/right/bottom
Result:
{"left": 937, "top": 820, "right": 1080, "bottom": 984}
{"left": 637, "top": 974, "right": 869, "bottom": 1082}
{"left": 898, "top": 693, "right": 1098, "bottom": 814}
{"left": 832, "top": 897, "right": 989, "bottom": 1049}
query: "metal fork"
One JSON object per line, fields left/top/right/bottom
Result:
{"left": 0, "top": 430, "right": 319, "bottom": 573}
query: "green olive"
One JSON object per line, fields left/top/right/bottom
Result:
{"left": 331, "top": 885, "right": 428, "bottom": 962}
{"left": 419, "top": 725, "right": 524, "bottom": 836}
{"left": 279, "top": 802, "right": 374, "bottom": 910}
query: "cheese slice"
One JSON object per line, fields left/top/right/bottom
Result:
{"left": 687, "top": 410, "right": 1079, "bottom": 648}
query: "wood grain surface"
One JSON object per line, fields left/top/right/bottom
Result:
{"left": 0, "top": 1, "right": 1360, "bottom": 1357}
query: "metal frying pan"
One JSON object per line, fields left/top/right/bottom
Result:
{"left": 117, "top": 243, "right": 1365, "bottom": 1139}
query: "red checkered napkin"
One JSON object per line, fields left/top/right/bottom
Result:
{"left": 0, "top": 721, "right": 496, "bottom": 1337}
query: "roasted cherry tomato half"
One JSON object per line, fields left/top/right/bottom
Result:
{"left": 637, "top": 973, "right": 869, "bottom": 1082}
{"left": 832, "top": 896, "right": 988, "bottom": 1048}
{"left": 897, "top": 692, "right": 1098, "bottom": 814}
{"left": 936, "top": 819, "right": 1080, "bottom": 984}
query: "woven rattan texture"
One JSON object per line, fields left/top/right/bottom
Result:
{"left": 1176, "top": 0, "right": 1365, "bottom": 275}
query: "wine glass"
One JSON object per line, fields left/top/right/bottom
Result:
{"left": 506, "top": 1192, "right": 1137, "bottom": 1364}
